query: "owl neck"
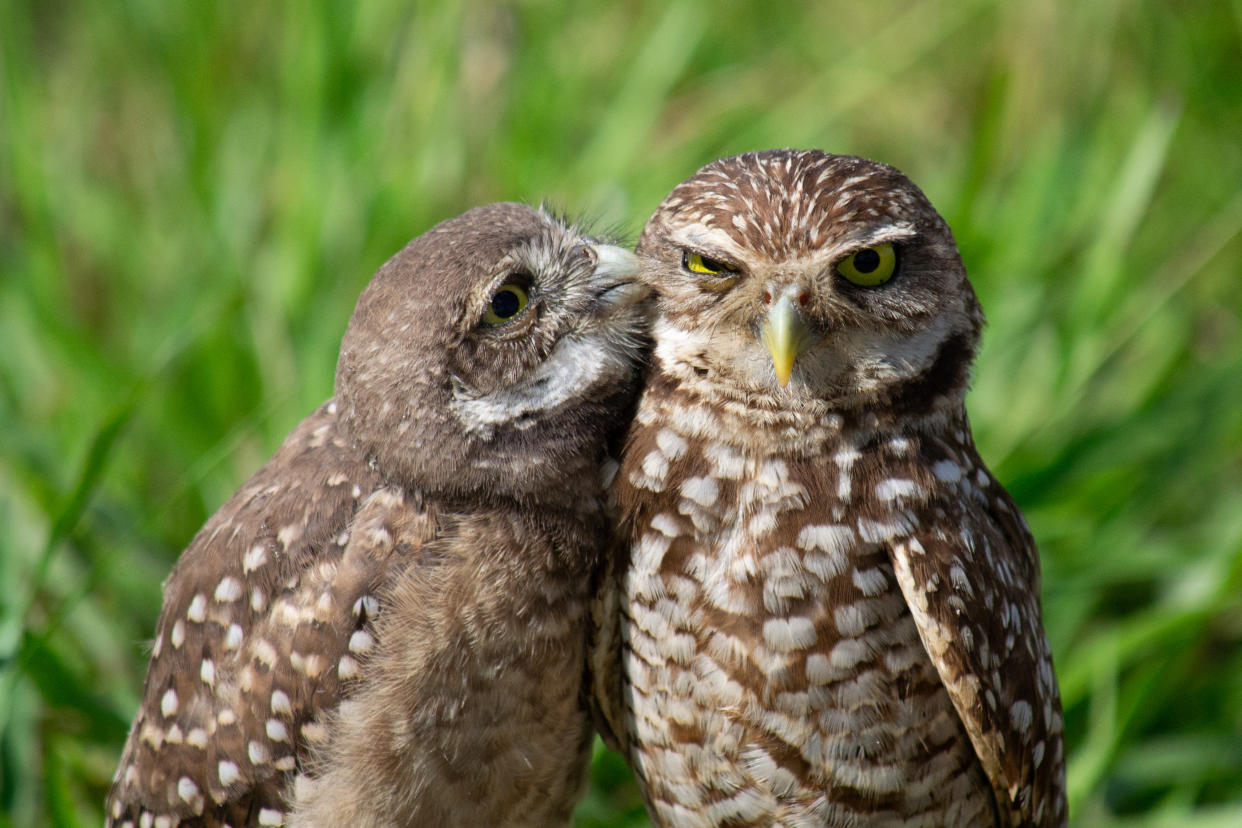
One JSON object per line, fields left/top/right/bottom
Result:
{"left": 647, "top": 312, "right": 977, "bottom": 451}
{"left": 638, "top": 360, "right": 972, "bottom": 459}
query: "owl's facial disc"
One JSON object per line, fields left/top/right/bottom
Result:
{"left": 336, "top": 203, "right": 650, "bottom": 502}
{"left": 758, "top": 240, "right": 902, "bottom": 387}
{"left": 449, "top": 241, "right": 646, "bottom": 437}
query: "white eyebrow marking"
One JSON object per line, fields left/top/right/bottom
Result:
{"left": 666, "top": 222, "right": 744, "bottom": 255}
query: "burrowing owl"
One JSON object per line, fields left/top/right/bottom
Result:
{"left": 592, "top": 150, "right": 1066, "bottom": 826}
{"left": 108, "top": 203, "right": 650, "bottom": 827}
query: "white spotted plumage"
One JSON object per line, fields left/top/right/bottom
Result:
{"left": 109, "top": 204, "right": 649, "bottom": 827}
{"left": 593, "top": 150, "right": 1066, "bottom": 827}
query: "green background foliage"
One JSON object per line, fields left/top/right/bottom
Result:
{"left": 2, "top": 1, "right": 1240, "bottom": 825}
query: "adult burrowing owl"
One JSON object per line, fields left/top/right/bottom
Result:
{"left": 108, "top": 203, "right": 649, "bottom": 827}
{"left": 592, "top": 150, "right": 1066, "bottom": 826}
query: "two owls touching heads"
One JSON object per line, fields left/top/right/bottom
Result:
{"left": 110, "top": 149, "right": 1066, "bottom": 828}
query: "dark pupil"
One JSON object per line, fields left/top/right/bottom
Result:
{"left": 853, "top": 248, "right": 881, "bottom": 273}
{"left": 491, "top": 289, "right": 522, "bottom": 318}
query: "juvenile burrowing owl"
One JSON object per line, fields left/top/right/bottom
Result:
{"left": 592, "top": 150, "right": 1066, "bottom": 826}
{"left": 108, "top": 203, "right": 649, "bottom": 827}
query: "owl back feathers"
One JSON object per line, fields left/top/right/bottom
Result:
{"left": 108, "top": 402, "right": 391, "bottom": 824}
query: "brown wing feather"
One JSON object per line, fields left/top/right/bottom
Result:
{"left": 888, "top": 442, "right": 1067, "bottom": 827}
{"left": 588, "top": 539, "right": 627, "bottom": 755}
{"left": 106, "top": 401, "right": 393, "bottom": 826}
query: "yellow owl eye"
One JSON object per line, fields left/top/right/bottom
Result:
{"left": 836, "top": 243, "right": 897, "bottom": 286}
{"left": 482, "top": 283, "right": 530, "bottom": 325}
{"left": 683, "top": 251, "right": 737, "bottom": 276}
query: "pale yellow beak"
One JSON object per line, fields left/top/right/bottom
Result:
{"left": 760, "top": 294, "right": 817, "bottom": 387}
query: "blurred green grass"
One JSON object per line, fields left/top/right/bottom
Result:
{"left": 1, "top": 1, "right": 1240, "bottom": 825}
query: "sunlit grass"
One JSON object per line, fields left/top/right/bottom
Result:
{"left": 2, "top": 1, "right": 1240, "bottom": 825}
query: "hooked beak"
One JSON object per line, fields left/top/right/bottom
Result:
{"left": 760, "top": 294, "right": 818, "bottom": 387}
{"left": 588, "top": 244, "right": 649, "bottom": 313}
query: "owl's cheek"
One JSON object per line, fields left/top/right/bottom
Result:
{"left": 836, "top": 324, "right": 957, "bottom": 399}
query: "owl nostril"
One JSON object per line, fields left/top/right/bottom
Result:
{"left": 762, "top": 290, "right": 772, "bottom": 305}
{"left": 797, "top": 291, "right": 810, "bottom": 307}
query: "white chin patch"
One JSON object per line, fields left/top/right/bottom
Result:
{"left": 449, "top": 336, "right": 617, "bottom": 438}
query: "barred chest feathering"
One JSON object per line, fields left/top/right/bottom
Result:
{"left": 611, "top": 375, "right": 1014, "bottom": 826}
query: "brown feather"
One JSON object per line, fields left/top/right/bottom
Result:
{"left": 595, "top": 149, "right": 1066, "bottom": 827}
{"left": 109, "top": 203, "right": 649, "bottom": 827}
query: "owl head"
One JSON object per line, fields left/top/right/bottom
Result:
{"left": 335, "top": 203, "right": 648, "bottom": 504}
{"left": 638, "top": 149, "right": 983, "bottom": 416}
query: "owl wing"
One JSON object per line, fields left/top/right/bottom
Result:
{"left": 887, "top": 451, "right": 1067, "bottom": 827}
{"left": 106, "top": 402, "right": 435, "bottom": 827}
{"left": 587, "top": 525, "right": 629, "bottom": 754}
